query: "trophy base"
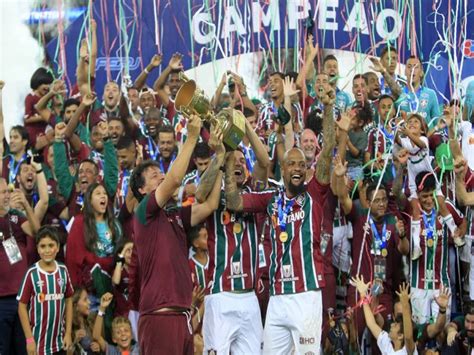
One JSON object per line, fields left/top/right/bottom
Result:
{"left": 218, "top": 109, "right": 246, "bottom": 151}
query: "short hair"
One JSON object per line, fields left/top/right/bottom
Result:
{"left": 242, "top": 107, "right": 256, "bottom": 118}
{"left": 353, "top": 74, "right": 368, "bottom": 84}
{"left": 415, "top": 171, "right": 436, "bottom": 193}
{"left": 285, "top": 71, "right": 298, "bottom": 82}
{"left": 270, "top": 71, "right": 285, "bottom": 80}
{"left": 116, "top": 135, "right": 135, "bottom": 151}
{"left": 363, "top": 71, "right": 378, "bottom": 81}
{"left": 193, "top": 142, "right": 211, "bottom": 159}
{"left": 378, "top": 94, "right": 395, "bottom": 103}
{"left": 130, "top": 160, "right": 161, "bottom": 201}
{"left": 63, "top": 98, "right": 80, "bottom": 110}
{"left": 10, "top": 125, "right": 29, "bottom": 142}
{"left": 169, "top": 69, "right": 182, "bottom": 76}
{"left": 306, "top": 109, "right": 323, "bottom": 136}
{"left": 323, "top": 54, "right": 338, "bottom": 65}
{"left": 366, "top": 182, "right": 387, "bottom": 201}
{"left": 30, "top": 68, "right": 54, "bottom": 90}
{"left": 380, "top": 45, "right": 398, "bottom": 59}
{"left": 157, "top": 125, "right": 175, "bottom": 138}
{"left": 465, "top": 302, "right": 474, "bottom": 316}
{"left": 35, "top": 225, "right": 60, "bottom": 246}
{"left": 79, "top": 159, "right": 99, "bottom": 176}
{"left": 187, "top": 224, "right": 205, "bottom": 247}
{"left": 144, "top": 107, "right": 161, "bottom": 121}
{"left": 111, "top": 316, "right": 132, "bottom": 335}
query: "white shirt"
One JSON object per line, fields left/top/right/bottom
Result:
{"left": 376, "top": 331, "right": 408, "bottom": 355}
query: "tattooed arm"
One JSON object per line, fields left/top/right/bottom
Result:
{"left": 315, "top": 86, "right": 336, "bottom": 185}
{"left": 369, "top": 58, "right": 402, "bottom": 100}
{"left": 194, "top": 126, "right": 226, "bottom": 203}
{"left": 224, "top": 152, "right": 244, "bottom": 212}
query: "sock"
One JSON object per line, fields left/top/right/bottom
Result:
{"left": 443, "top": 214, "right": 457, "bottom": 234}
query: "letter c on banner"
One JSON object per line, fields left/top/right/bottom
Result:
{"left": 376, "top": 9, "right": 402, "bottom": 40}
{"left": 193, "top": 11, "right": 215, "bottom": 45}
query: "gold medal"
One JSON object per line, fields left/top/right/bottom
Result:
{"left": 8, "top": 183, "right": 15, "bottom": 192}
{"left": 381, "top": 248, "right": 388, "bottom": 257}
{"left": 233, "top": 222, "right": 242, "bottom": 234}
{"left": 279, "top": 231, "right": 288, "bottom": 243}
{"left": 427, "top": 238, "right": 434, "bottom": 247}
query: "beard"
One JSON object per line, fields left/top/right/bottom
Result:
{"left": 288, "top": 180, "right": 307, "bottom": 196}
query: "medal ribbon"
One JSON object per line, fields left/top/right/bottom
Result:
{"left": 278, "top": 193, "right": 295, "bottom": 234}
{"left": 147, "top": 135, "right": 159, "bottom": 161}
{"left": 9, "top": 155, "right": 26, "bottom": 184}
{"left": 369, "top": 217, "right": 387, "bottom": 253}
{"left": 159, "top": 153, "right": 176, "bottom": 174}
{"left": 422, "top": 209, "right": 436, "bottom": 246}
{"left": 403, "top": 85, "right": 423, "bottom": 112}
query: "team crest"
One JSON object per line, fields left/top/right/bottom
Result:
{"left": 232, "top": 262, "right": 241, "bottom": 275}
{"left": 295, "top": 194, "right": 305, "bottom": 206}
{"left": 57, "top": 278, "right": 64, "bottom": 288}
{"left": 10, "top": 215, "right": 18, "bottom": 224}
{"left": 419, "top": 99, "right": 428, "bottom": 108}
{"left": 282, "top": 265, "right": 292, "bottom": 278}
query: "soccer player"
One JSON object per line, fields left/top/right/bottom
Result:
{"left": 17, "top": 226, "right": 74, "bottom": 355}
{"left": 225, "top": 84, "right": 336, "bottom": 354}
{"left": 129, "top": 115, "right": 223, "bottom": 354}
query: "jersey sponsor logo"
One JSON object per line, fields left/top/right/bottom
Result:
{"left": 279, "top": 265, "right": 300, "bottom": 282}
{"left": 299, "top": 337, "right": 315, "bottom": 345}
{"left": 38, "top": 292, "right": 65, "bottom": 302}
{"left": 36, "top": 279, "right": 45, "bottom": 288}
{"left": 227, "top": 261, "right": 248, "bottom": 280}
{"left": 286, "top": 210, "right": 305, "bottom": 224}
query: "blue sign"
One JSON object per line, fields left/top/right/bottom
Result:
{"left": 46, "top": 0, "right": 474, "bottom": 101}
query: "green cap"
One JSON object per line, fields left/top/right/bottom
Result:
{"left": 435, "top": 143, "right": 454, "bottom": 171}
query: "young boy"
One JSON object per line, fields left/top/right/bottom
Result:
{"left": 396, "top": 113, "right": 458, "bottom": 260}
{"left": 346, "top": 105, "right": 369, "bottom": 181}
{"left": 17, "top": 226, "right": 74, "bottom": 355}
{"left": 188, "top": 224, "right": 209, "bottom": 290}
{"left": 93, "top": 292, "right": 139, "bottom": 354}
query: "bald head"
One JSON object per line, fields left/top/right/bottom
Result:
{"left": 282, "top": 148, "right": 307, "bottom": 197}
{"left": 300, "top": 129, "right": 318, "bottom": 164}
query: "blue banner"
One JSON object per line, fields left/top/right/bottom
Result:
{"left": 46, "top": 0, "right": 474, "bottom": 101}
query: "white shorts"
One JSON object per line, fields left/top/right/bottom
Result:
{"left": 263, "top": 290, "right": 322, "bottom": 355}
{"left": 411, "top": 287, "right": 451, "bottom": 325}
{"left": 332, "top": 223, "right": 352, "bottom": 273}
{"left": 203, "top": 291, "right": 263, "bottom": 354}
{"left": 128, "top": 310, "right": 139, "bottom": 342}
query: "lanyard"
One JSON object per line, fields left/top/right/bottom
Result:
{"left": 121, "top": 170, "right": 130, "bottom": 197}
{"left": 422, "top": 209, "right": 436, "bottom": 242}
{"left": 195, "top": 170, "right": 201, "bottom": 186}
{"left": 76, "top": 193, "right": 84, "bottom": 208}
{"left": 9, "top": 155, "right": 26, "bottom": 184}
{"left": 0, "top": 213, "right": 14, "bottom": 241}
{"left": 278, "top": 193, "right": 295, "bottom": 233}
{"left": 240, "top": 143, "right": 256, "bottom": 173}
{"left": 403, "top": 86, "right": 423, "bottom": 112}
{"left": 159, "top": 153, "right": 176, "bottom": 174}
{"left": 369, "top": 217, "right": 387, "bottom": 251}
{"left": 147, "top": 136, "right": 159, "bottom": 160}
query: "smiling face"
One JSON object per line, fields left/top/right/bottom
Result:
{"left": 234, "top": 150, "right": 247, "bottom": 187}
{"left": 103, "top": 82, "right": 120, "bottom": 109}
{"left": 158, "top": 132, "right": 176, "bottom": 159}
{"left": 112, "top": 322, "right": 133, "bottom": 350}
{"left": 352, "top": 77, "right": 367, "bottom": 103}
{"left": 90, "top": 185, "right": 108, "bottom": 216}
{"left": 37, "top": 236, "right": 59, "bottom": 264}
{"left": 417, "top": 189, "right": 435, "bottom": 212}
{"left": 269, "top": 74, "right": 284, "bottom": 100}
{"left": 138, "top": 165, "right": 165, "bottom": 196}
{"left": 123, "top": 242, "right": 133, "bottom": 265}
{"left": 167, "top": 72, "right": 183, "bottom": 98}
{"left": 406, "top": 115, "right": 423, "bottom": 136}
{"left": 323, "top": 59, "right": 339, "bottom": 84}
{"left": 144, "top": 111, "right": 161, "bottom": 138}
{"left": 108, "top": 119, "right": 124, "bottom": 146}
{"left": 9, "top": 129, "right": 27, "bottom": 155}
{"left": 282, "top": 149, "right": 307, "bottom": 197}
{"left": 117, "top": 146, "right": 136, "bottom": 171}
{"left": 78, "top": 162, "right": 98, "bottom": 194}
{"left": 63, "top": 104, "right": 79, "bottom": 123}
{"left": 378, "top": 97, "right": 395, "bottom": 124}
{"left": 139, "top": 92, "right": 155, "bottom": 113}
{"left": 368, "top": 189, "right": 388, "bottom": 220}
{"left": 17, "top": 163, "right": 36, "bottom": 192}
{"left": 315, "top": 73, "right": 330, "bottom": 101}
{"left": 366, "top": 73, "right": 381, "bottom": 100}
{"left": 300, "top": 129, "right": 317, "bottom": 164}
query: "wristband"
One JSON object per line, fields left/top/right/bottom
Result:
{"left": 36, "top": 169, "right": 43, "bottom": 174}
{"left": 115, "top": 255, "right": 125, "bottom": 265}
{"left": 439, "top": 308, "right": 446, "bottom": 314}
{"left": 399, "top": 233, "right": 406, "bottom": 239}
{"left": 144, "top": 67, "right": 150, "bottom": 74}
{"left": 98, "top": 310, "right": 105, "bottom": 317}
{"left": 26, "top": 337, "right": 35, "bottom": 345}
{"left": 219, "top": 165, "right": 226, "bottom": 173}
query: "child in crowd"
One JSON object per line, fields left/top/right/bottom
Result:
{"left": 346, "top": 105, "right": 370, "bottom": 181}
{"left": 112, "top": 239, "right": 133, "bottom": 318}
{"left": 17, "top": 226, "right": 74, "bottom": 355}
{"left": 70, "top": 288, "right": 101, "bottom": 354}
{"left": 92, "top": 292, "right": 139, "bottom": 354}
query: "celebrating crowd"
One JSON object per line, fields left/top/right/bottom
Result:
{"left": 1, "top": 19, "right": 474, "bottom": 355}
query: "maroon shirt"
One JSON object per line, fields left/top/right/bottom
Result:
{"left": 24, "top": 93, "right": 47, "bottom": 148}
{"left": 0, "top": 210, "right": 29, "bottom": 297}
{"left": 133, "top": 191, "right": 193, "bottom": 314}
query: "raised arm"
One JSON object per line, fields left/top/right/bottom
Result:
{"left": 194, "top": 125, "right": 225, "bottom": 203}
{"left": 99, "top": 123, "right": 119, "bottom": 197}
{"left": 282, "top": 77, "right": 298, "bottom": 151}
{"left": 53, "top": 126, "right": 75, "bottom": 200}
{"left": 134, "top": 54, "right": 162, "bottom": 91}
{"left": 191, "top": 169, "right": 223, "bottom": 226}
{"left": 31, "top": 160, "right": 49, "bottom": 222}
{"left": 352, "top": 275, "right": 383, "bottom": 339}
{"left": 369, "top": 57, "right": 402, "bottom": 99}
{"left": 155, "top": 114, "right": 201, "bottom": 207}
{"left": 331, "top": 154, "right": 353, "bottom": 214}
{"left": 426, "top": 285, "right": 449, "bottom": 338}
{"left": 296, "top": 35, "right": 318, "bottom": 94}
{"left": 396, "top": 283, "right": 416, "bottom": 354}
{"left": 230, "top": 73, "right": 258, "bottom": 113}
{"left": 13, "top": 190, "right": 40, "bottom": 236}
{"left": 454, "top": 159, "right": 474, "bottom": 206}
{"left": 246, "top": 118, "right": 270, "bottom": 186}
{"left": 315, "top": 85, "right": 336, "bottom": 184}
{"left": 35, "top": 80, "right": 66, "bottom": 121}
{"left": 153, "top": 53, "right": 183, "bottom": 107}
{"left": 212, "top": 74, "right": 227, "bottom": 110}
{"left": 92, "top": 292, "right": 113, "bottom": 352}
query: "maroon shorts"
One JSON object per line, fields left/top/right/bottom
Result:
{"left": 138, "top": 312, "right": 193, "bottom": 355}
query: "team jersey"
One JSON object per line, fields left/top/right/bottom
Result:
{"left": 206, "top": 188, "right": 262, "bottom": 294}
{"left": 17, "top": 261, "right": 74, "bottom": 355}
{"left": 268, "top": 132, "right": 282, "bottom": 181}
{"left": 397, "top": 86, "right": 440, "bottom": 128}
{"left": 306, "top": 88, "right": 351, "bottom": 119}
{"left": 366, "top": 124, "right": 396, "bottom": 183}
{"left": 258, "top": 101, "right": 303, "bottom": 139}
{"left": 182, "top": 169, "right": 200, "bottom": 187}
{"left": 114, "top": 169, "right": 131, "bottom": 215}
{"left": 242, "top": 176, "right": 329, "bottom": 295}
{"left": 379, "top": 74, "right": 407, "bottom": 96}
{"left": 189, "top": 254, "right": 209, "bottom": 289}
